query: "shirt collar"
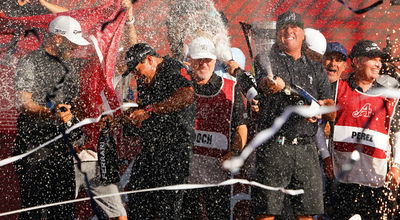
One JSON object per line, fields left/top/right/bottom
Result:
{"left": 194, "top": 73, "right": 222, "bottom": 94}
{"left": 277, "top": 49, "right": 307, "bottom": 63}
{"left": 347, "top": 73, "right": 379, "bottom": 92}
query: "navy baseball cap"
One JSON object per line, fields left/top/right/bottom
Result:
{"left": 349, "top": 40, "right": 386, "bottom": 59}
{"left": 123, "top": 43, "right": 156, "bottom": 77}
{"left": 326, "top": 42, "right": 347, "bottom": 60}
{"left": 276, "top": 11, "right": 304, "bottom": 30}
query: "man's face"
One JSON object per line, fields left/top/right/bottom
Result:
{"left": 133, "top": 56, "right": 157, "bottom": 80}
{"left": 190, "top": 58, "right": 216, "bottom": 85}
{"left": 323, "top": 53, "right": 347, "bottom": 83}
{"left": 277, "top": 24, "right": 304, "bottom": 54}
{"left": 56, "top": 37, "right": 78, "bottom": 59}
{"left": 353, "top": 56, "right": 382, "bottom": 82}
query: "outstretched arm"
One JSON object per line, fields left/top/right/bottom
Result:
{"left": 128, "top": 87, "right": 194, "bottom": 127}
{"left": 38, "top": 0, "right": 69, "bottom": 13}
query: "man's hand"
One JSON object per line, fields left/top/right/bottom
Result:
{"left": 319, "top": 99, "right": 336, "bottom": 121}
{"left": 218, "top": 151, "right": 235, "bottom": 168}
{"left": 323, "top": 156, "right": 334, "bottom": 179}
{"left": 56, "top": 104, "right": 73, "bottom": 123}
{"left": 226, "top": 60, "right": 240, "bottom": 76}
{"left": 73, "top": 144, "right": 82, "bottom": 154}
{"left": 305, "top": 112, "right": 321, "bottom": 123}
{"left": 129, "top": 109, "right": 151, "bottom": 127}
{"left": 251, "top": 99, "right": 259, "bottom": 113}
{"left": 260, "top": 76, "right": 285, "bottom": 94}
{"left": 121, "top": 0, "right": 133, "bottom": 9}
{"left": 386, "top": 166, "right": 400, "bottom": 189}
{"left": 324, "top": 122, "right": 331, "bottom": 138}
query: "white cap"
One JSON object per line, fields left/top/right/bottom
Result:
{"left": 49, "top": 16, "right": 90, "bottom": 46}
{"left": 304, "top": 28, "right": 327, "bottom": 55}
{"left": 188, "top": 37, "right": 216, "bottom": 60}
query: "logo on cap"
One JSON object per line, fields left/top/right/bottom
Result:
{"left": 285, "top": 12, "right": 297, "bottom": 22}
{"left": 200, "top": 45, "right": 209, "bottom": 51}
{"left": 365, "top": 43, "right": 380, "bottom": 52}
{"left": 54, "top": 29, "right": 66, "bottom": 35}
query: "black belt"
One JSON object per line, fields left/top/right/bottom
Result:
{"left": 275, "top": 136, "right": 313, "bottom": 145}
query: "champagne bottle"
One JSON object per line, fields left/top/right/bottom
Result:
{"left": 98, "top": 121, "right": 120, "bottom": 184}
{"left": 263, "top": 54, "right": 317, "bottom": 105}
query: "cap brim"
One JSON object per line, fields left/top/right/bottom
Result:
{"left": 190, "top": 53, "right": 217, "bottom": 60}
{"left": 364, "top": 51, "right": 386, "bottom": 58}
{"left": 277, "top": 22, "right": 304, "bottom": 30}
{"left": 326, "top": 51, "right": 347, "bottom": 60}
{"left": 67, "top": 35, "right": 90, "bottom": 46}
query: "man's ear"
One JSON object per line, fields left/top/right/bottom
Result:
{"left": 53, "top": 35, "right": 64, "bottom": 46}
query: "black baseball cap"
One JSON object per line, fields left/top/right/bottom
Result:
{"left": 349, "top": 40, "right": 387, "bottom": 59}
{"left": 123, "top": 43, "right": 156, "bottom": 77}
{"left": 276, "top": 11, "right": 304, "bottom": 30}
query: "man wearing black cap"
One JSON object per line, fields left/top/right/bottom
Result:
{"left": 122, "top": 43, "right": 195, "bottom": 219}
{"left": 252, "top": 11, "right": 333, "bottom": 220}
{"left": 330, "top": 40, "right": 400, "bottom": 219}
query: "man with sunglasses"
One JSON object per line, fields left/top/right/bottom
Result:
{"left": 122, "top": 43, "right": 195, "bottom": 219}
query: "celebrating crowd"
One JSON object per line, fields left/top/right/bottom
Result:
{"left": 2, "top": 0, "right": 400, "bottom": 220}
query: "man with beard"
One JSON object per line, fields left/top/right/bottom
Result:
{"left": 182, "top": 36, "right": 248, "bottom": 219}
{"left": 13, "top": 16, "right": 89, "bottom": 219}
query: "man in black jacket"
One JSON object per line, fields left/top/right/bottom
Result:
{"left": 123, "top": 43, "right": 195, "bottom": 219}
{"left": 252, "top": 11, "right": 333, "bottom": 220}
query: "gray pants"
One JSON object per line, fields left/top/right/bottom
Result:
{"left": 75, "top": 161, "right": 127, "bottom": 218}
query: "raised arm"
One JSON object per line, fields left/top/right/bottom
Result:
{"left": 39, "top": 0, "right": 69, "bottom": 13}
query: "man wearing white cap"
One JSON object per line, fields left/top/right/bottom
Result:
{"left": 304, "top": 28, "right": 327, "bottom": 62}
{"left": 182, "top": 36, "right": 248, "bottom": 219}
{"left": 13, "top": 15, "right": 89, "bottom": 219}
